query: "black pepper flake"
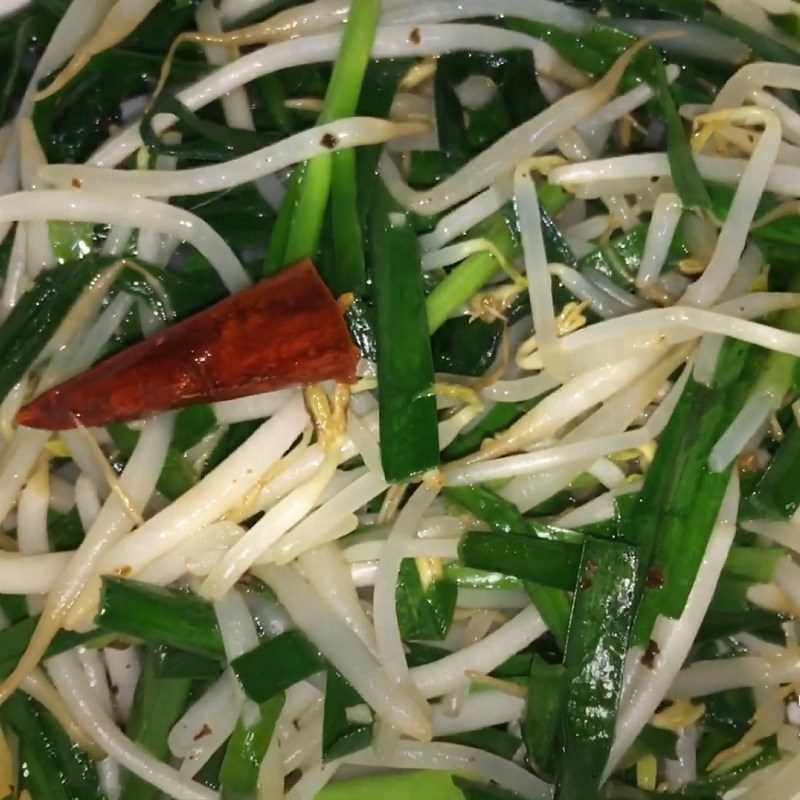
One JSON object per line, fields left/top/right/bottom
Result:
{"left": 320, "top": 132, "right": 338, "bottom": 149}
{"left": 641, "top": 639, "right": 660, "bottom": 669}
{"left": 580, "top": 576, "right": 592, "bottom": 590}
{"left": 409, "top": 27, "right": 422, "bottom": 44}
{"left": 645, "top": 565, "right": 664, "bottom": 590}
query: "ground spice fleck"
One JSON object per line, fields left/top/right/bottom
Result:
{"left": 645, "top": 565, "right": 664, "bottom": 590}
{"left": 641, "top": 639, "right": 660, "bottom": 668}
{"left": 193, "top": 724, "right": 212, "bottom": 741}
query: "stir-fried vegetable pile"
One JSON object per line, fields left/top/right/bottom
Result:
{"left": 4, "top": 0, "right": 800, "bottom": 799}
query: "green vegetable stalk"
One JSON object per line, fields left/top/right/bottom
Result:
{"left": 123, "top": 646, "right": 193, "bottom": 800}
{"left": 264, "top": 0, "right": 380, "bottom": 274}
{"left": 370, "top": 182, "right": 440, "bottom": 482}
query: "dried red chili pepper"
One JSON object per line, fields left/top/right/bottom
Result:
{"left": 17, "top": 259, "right": 360, "bottom": 430}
